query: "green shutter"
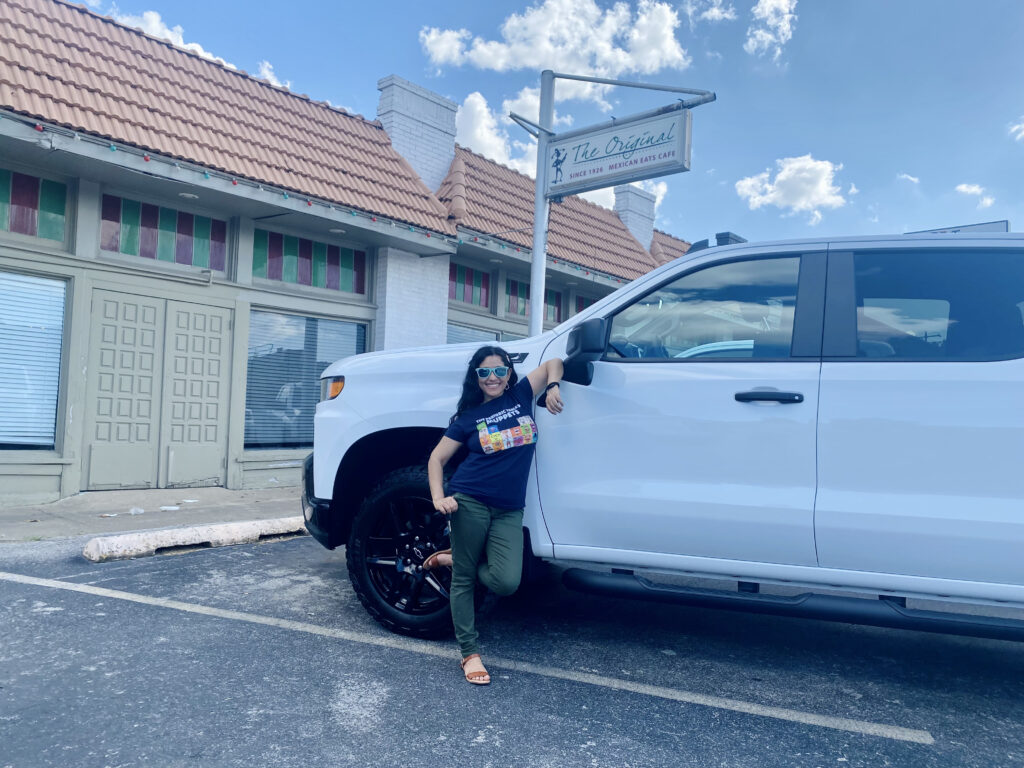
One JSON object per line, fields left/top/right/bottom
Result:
{"left": 192, "top": 216, "right": 211, "bottom": 268}
{"left": 472, "top": 270, "right": 482, "bottom": 305}
{"left": 119, "top": 197, "right": 141, "bottom": 255}
{"left": 157, "top": 207, "right": 176, "bottom": 261}
{"left": 253, "top": 229, "right": 268, "bottom": 278}
{"left": 313, "top": 242, "right": 327, "bottom": 287}
{"left": 0, "top": 169, "right": 11, "bottom": 232}
{"left": 339, "top": 249, "right": 354, "bottom": 292}
{"left": 283, "top": 236, "right": 299, "bottom": 283}
{"left": 455, "top": 265, "right": 465, "bottom": 302}
{"left": 37, "top": 180, "right": 67, "bottom": 242}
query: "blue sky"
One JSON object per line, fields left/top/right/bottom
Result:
{"left": 93, "top": 0, "right": 1024, "bottom": 244}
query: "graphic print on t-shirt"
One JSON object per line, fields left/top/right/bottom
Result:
{"left": 476, "top": 414, "right": 537, "bottom": 454}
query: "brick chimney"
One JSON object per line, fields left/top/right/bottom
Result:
{"left": 614, "top": 184, "right": 656, "bottom": 250}
{"left": 377, "top": 75, "right": 457, "bottom": 192}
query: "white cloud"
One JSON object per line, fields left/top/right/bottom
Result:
{"left": 257, "top": 61, "right": 290, "bottom": 89}
{"left": 419, "top": 28, "right": 471, "bottom": 68}
{"left": 508, "top": 139, "right": 539, "bottom": 176}
{"left": 848, "top": 183, "right": 859, "bottom": 195}
{"left": 683, "top": 0, "right": 737, "bottom": 27}
{"left": 580, "top": 187, "right": 615, "bottom": 208}
{"left": 111, "top": 9, "right": 235, "bottom": 68}
{"left": 421, "top": 0, "right": 690, "bottom": 111}
{"left": 457, "top": 92, "right": 515, "bottom": 168}
{"left": 638, "top": 179, "right": 668, "bottom": 210}
{"left": 502, "top": 87, "right": 573, "bottom": 129}
{"left": 735, "top": 154, "right": 845, "bottom": 225}
{"left": 897, "top": 172, "right": 919, "bottom": 184}
{"left": 956, "top": 183, "right": 995, "bottom": 209}
{"left": 744, "top": 0, "right": 797, "bottom": 62}
{"left": 1010, "top": 118, "right": 1024, "bottom": 142}
{"left": 456, "top": 93, "right": 541, "bottom": 178}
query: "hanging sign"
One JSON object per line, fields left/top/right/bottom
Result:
{"left": 545, "top": 108, "right": 691, "bottom": 199}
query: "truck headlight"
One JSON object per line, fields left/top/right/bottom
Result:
{"left": 320, "top": 376, "right": 345, "bottom": 401}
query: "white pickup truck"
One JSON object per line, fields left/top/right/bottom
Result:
{"left": 302, "top": 233, "right": 1024, "bottom": 642}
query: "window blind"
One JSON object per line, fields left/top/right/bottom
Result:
{"left": 0, "top": 272, "right": 66, "bottom": 448}
{"left": 245, "top": 311, "right": 365, "bottom": 449}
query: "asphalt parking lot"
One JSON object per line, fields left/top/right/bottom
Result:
{"left": 2, "top": 535, "right": 1023, "bottom": 768}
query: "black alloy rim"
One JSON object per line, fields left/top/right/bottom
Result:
{"left": 363, "top": 492, "right": 451, "bottom": 615}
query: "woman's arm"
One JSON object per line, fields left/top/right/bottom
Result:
{"left": 428, "top": 436, "right": 462, "bottom": 514}
{"left": 526, "top": 358, "right": 565, "bottom": 415}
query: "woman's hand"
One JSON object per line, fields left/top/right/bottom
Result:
{"left": 433, "top": 495, "right": 458, "bottom": 515}
{"left": 544, "top": 383, "right": 564, "bottom": 415}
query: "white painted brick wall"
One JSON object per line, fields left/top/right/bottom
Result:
{"left": 614, "top": 184, "right": 657, "bottom": 250}
{"left": 374, "top": 247, "right": 450, "bottom": 350}
{"left": 377, "top": 75, "right": 457, "bottom": 192}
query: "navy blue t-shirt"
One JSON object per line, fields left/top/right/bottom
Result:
{"left": 444, "top": 377, "right": 538, "bottom": 510}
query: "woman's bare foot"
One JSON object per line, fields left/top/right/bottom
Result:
{"left": 460, "top": 654, "right": 490, "bottom": 685}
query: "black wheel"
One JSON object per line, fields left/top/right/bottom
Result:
{"left": 346, "top": 466, "right": 453, "bottom": 638}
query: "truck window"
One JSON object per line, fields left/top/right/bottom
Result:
{"left": 852, "top": 249, "right": 1024, "bottom": 361}
{"left": 606, "top": 257, "right": 800, "bottom": 360}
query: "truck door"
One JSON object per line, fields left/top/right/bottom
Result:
{"left": 816, "top": 244, "right": 1024, "bottom": 585}
{"left": 534, "top": 249, "right": 825, "bottom": 567}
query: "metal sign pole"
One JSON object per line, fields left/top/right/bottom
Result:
{"left": 512, "top": 71, "right": 714, "bottom": 337}
{"left": 528, "top": 70, "right": 555, "bottom": 338}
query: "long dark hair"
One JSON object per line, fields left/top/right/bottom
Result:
{"left": 450, "top": 345, "right": 518, "bottom": 424}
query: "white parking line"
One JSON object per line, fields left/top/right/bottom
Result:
{"left": 0, "top": 569, "right": 935, "bottom": 745}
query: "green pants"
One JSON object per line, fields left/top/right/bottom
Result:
{"left": 449, "top": 492, "right": 524, "bottom": 657}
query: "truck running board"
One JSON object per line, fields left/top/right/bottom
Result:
{"left": 561, "top": 568, "right": 1024, "bottom": 643}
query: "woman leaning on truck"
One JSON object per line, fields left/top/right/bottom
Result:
{"left": 425, "top": 345, "right": 565, "bottom": 685}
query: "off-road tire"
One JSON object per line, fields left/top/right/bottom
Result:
{"left": 346, "top": 466, "right": 454, "bottom": 638}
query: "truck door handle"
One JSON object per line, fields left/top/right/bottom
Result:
{"left": 734, "top": 390, "right": 804, "bottom": 403}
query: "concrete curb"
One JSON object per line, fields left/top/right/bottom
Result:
{"left": 82, "top": 516, "right": 308, "bottom": 562}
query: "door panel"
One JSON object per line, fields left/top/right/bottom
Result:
{"left": 536, "top": 360, "right": 821, "bottom": 565}
{"left": 816, "top": 362, "right": 1024, "bottom": 584}
{"left": 159, "top": 302, "right": 231, "bottom": 487}
{"left": 85, "top": 292, "right": 164, "bottom": 489}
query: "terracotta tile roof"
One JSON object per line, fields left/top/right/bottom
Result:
{"left": 438, "top": 145, "right": 660, "bottom": 280}
{"left": 0, "top": 0, "right": 454, "bottom": 234}
{"left": 650, "top": 228, "right": 691, "bottom": 266}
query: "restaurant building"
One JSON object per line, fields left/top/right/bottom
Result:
{"left": 0, "top": 0, "right": 689, "bottom": 503}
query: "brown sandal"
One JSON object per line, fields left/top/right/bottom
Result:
{"left": 422, "top": 548, "right": 452, "bottom": 570}
{"left": 460, "top": 654, "right": 490, "bottom": 685}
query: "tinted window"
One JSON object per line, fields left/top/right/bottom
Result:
{"left": 853, "top": 250, "right": 1024, "bottom": 360}
{"left": 607, "top": 257, "right": 800, "bottom": 360}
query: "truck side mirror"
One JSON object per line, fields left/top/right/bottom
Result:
{"left": 563, "top": 317, "right": 608, "bottom": 385}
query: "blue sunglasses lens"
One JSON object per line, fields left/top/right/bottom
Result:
{"left": 476, "top": 366, "right": 509, "bottom": 379}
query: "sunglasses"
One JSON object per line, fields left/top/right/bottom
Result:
{"left": 476, "top": 366, "right": 510, "bottom": 379}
